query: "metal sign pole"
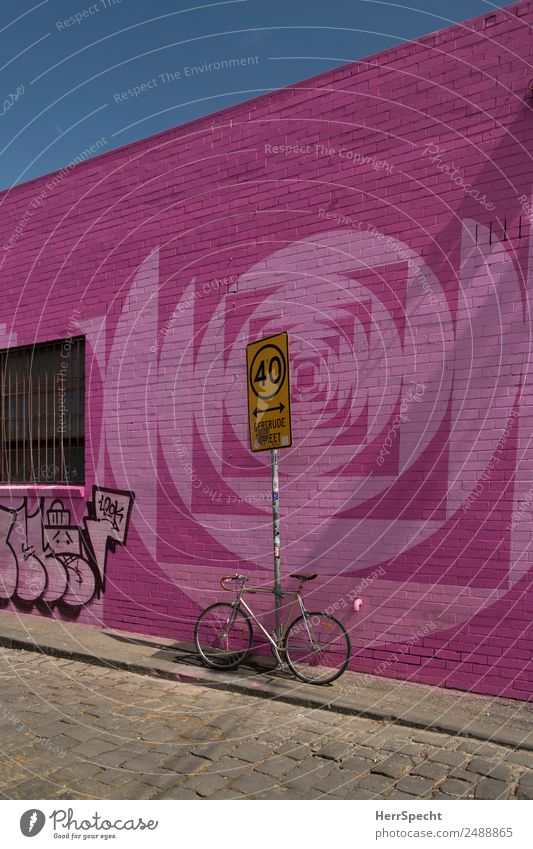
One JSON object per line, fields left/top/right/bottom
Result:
{"left": 246, "top": 332, "right": 291, "bottom": 642}
{"left": 271, "top": 447, "right": 282, "bottom": 639}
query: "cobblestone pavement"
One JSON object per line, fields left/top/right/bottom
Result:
{"left": 0, "top": 648, "right": 531, "bottom": 800}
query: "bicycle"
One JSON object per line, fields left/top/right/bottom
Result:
{"left": 194, "top": 572, "right": 351, "bottom": 685}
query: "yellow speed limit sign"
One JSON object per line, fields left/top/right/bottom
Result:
{"left": 246, "top": 332, "right": 292, "bottom": 452}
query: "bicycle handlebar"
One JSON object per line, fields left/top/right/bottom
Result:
{"left": 220, "top": 574, "right": 247, "bottom": 591}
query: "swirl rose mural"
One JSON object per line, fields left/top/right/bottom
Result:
{"left": 156, "top": 219, "right": 527, "bottom": 640}
{"left": 73, "top": 210, "right": 531, "bottom": 700}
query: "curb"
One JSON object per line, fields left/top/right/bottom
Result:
{"left": 1, "top": 631, "right": 532, "bottom": 752}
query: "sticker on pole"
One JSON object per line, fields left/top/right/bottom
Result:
{"left": 246, "top": 331, "right": 292, "bottom": 452}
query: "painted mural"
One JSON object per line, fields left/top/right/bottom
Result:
{"left": 0, "top": 487, "right": 134, "bottom": 606}
{"left": 76, "top": 210, "right": 533, "bottom": 649}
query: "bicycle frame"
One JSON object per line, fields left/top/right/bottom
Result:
{"left": 230, "top": 583, "right": 315, "bottom": 666}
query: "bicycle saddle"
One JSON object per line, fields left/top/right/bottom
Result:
{"left": 290, "top": 572, "right": 317, "bottom": 581}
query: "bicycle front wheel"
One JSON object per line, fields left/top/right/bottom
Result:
{"left": 194, "top": 602, "right": 253, "bottom": 669}
{"left": 284, "top": 612, "right": 351, "bottom": 685}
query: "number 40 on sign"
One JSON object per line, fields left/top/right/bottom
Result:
{"left": 246, "top": 332, "right": 292, "bottom": 452}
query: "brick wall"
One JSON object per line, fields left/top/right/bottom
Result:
{"left": 0, "top": 1, "right": 532, "bottom": 698}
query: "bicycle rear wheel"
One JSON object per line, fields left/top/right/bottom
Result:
{"left": 284, "top": 612, "right": 351, "bottom": 684}
{"left": 194, "top": 602, "right": 253, "bottom": 669}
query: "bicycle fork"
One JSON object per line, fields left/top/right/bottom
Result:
{"left": 218, "top": 604, "right": 240, "bottom": 644}
{"left": 301, "top": 610, "right": 320, "bottom": 651}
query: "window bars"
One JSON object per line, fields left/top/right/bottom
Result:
{"left": 0, "top": 337, "right": 85, "bottom": 484}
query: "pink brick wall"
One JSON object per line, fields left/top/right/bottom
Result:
{"left": 0, "top": 1, "right": 532, "bottom": 698}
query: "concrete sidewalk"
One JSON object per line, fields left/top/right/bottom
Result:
{"left": 0, "top": 610, "right": 531, "bottom": 751}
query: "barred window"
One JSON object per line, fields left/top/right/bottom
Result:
{"left": 0, "top": 337, "right": 85, "bottom": 484}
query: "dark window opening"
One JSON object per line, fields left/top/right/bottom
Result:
{"left": 0, "top": 337, "right": 85, "bottom": 484}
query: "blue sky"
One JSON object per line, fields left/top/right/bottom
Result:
{"left": 0, "top": 0, "right": 512, "bottom": 189}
